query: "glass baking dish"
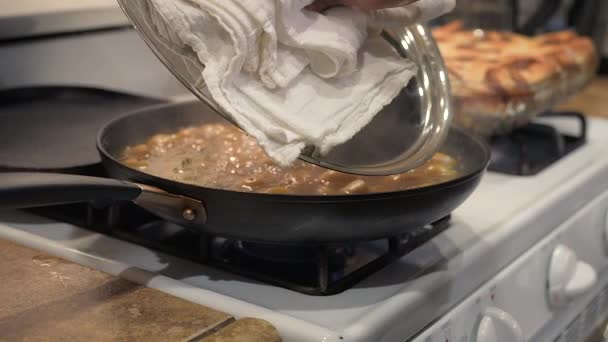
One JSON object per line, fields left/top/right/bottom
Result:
{"left": 432, "top": 21, "right": 599, "bottom": 136}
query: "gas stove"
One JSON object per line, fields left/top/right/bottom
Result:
{"left": 1, "top": 113, "right": 608, "bottom": 342}
{"left": 1, "top": 5, "right": 608, "bottom": 341}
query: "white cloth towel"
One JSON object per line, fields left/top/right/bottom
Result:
{"left": 147, "top": 0, "right": 454, "bottom": 166}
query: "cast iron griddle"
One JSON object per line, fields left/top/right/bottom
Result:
{"left": 0, "top": 86, "right": 164, "bottom": 172}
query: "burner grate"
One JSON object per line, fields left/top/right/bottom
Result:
{"left": 28, "top": 202, "right": 451, "bottom": 296}
{"left": 489, "top": 111, "right": 587, "bottom": 176}
{"left": 205, "top": 215, "right": 451, "bottom": 295}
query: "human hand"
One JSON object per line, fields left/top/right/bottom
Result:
{"left": 307, "top": 0, "right": 419, "bottom": 12}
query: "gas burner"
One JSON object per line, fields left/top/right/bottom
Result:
{"left": 207, "top": 215, "right": 450, "bottom": 296}
{"left": 28, "top": 202, "right": 451, "bottom": 295}
{"left": 488, "top": 111, "right": 587, "bottom": 176}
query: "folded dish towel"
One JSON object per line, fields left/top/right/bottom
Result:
{"left": 147, "top": 0, "right": 454, "bottom": 166}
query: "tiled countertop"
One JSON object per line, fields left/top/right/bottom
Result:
{"left": 0, "top": 239, "right": 281, "bottom": 342}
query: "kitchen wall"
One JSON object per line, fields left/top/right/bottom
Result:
{"left": 0, "top": 0, "right": 128, "bottom": 40}
{"left": 0, "top": 1, "right": 189, "bottom": 99}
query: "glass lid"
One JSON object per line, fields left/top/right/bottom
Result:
{"left": 117, "top": 0, "right": 452, "bottom": 176}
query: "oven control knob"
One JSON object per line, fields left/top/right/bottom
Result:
{"left": 548, "top": 244, "right": 597, "bottom": 307}
{"left": 475, "top": 307, "right": 524, "bottom": 342}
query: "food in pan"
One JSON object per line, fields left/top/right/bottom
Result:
{"left": 120, "top": 123, "right": 459, "bottom": 195}
{"left": 432, "top": 21, "right": 598, "bottom": 134}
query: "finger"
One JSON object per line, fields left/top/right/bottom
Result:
{"left": 353, "top": 0, "right": 420, "bottom": 10}
{"left": 305, "top": 0, "right": 344, "bottom": 12}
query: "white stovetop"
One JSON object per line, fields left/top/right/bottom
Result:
{"left": 1, "top": 117, "right": 608, "bottom": 342}
{"left": 0, "top": 0, "right": 127, "bottom": 40}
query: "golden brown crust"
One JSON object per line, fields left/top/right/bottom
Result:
{"left": 432, "top": 21, "right": 598, "bottom": 129}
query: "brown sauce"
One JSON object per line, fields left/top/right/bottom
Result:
{"left": 120, "top": 123, "right": 460, "bottom": 195}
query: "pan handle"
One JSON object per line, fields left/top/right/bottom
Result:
{"left": 0, "top": 172, "right": 141, "bottom": 207}
{"left": 0, "top": 173, "right": 207, "bottom": 225}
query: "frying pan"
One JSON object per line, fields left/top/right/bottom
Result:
{"left": 0, "top": 101, "right": 490, "bottom": 244}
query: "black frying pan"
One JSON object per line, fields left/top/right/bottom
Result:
{"left": 0, "top": 101, "right": 490, "bottom": 244}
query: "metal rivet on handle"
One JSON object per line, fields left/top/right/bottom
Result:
{"left": 182, "top": 208, "right": 196, "bottom": 221}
